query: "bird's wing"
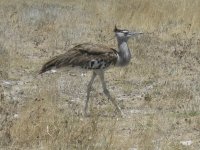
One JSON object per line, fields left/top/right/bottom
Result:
{"left": 69, "top": 43, "right": 118, "bottom": 68}
{"left": 73, "top": 43, "right": 117, "bottom": 54}
{"left": 39, "top": 43, "right": 118, "bottom": 73}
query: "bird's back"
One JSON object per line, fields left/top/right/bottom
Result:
{"left": 39, "top": 43, "right": 118, "bottom": 74}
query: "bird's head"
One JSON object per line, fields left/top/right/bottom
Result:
{"left": 114, "top": 25, "right": 143, "bottom": 41}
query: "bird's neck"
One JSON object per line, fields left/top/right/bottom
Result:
{"left": 116, "top": 39, "right": 131, "bottom": 66}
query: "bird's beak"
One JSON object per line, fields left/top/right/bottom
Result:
{"left": 128, "top": 32, "right": 143, "bottom": 37}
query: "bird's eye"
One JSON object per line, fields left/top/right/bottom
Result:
{"left": 123, "top": 32, "right": 128, "bottom": 36}
{"left": 124, "top": 32, "right": 128, "bottom": 36}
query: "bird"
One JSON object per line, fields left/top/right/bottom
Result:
{"left": 39, "top": 26, "right": 143, "bottom": 117}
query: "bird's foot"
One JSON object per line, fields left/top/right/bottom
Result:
{"left": 84, "top": 111, "right": 90, "bottom": 117}
{"left": 116, "top": 109, "right": 125, "bottom": 118}
{"left": 118, "top": 111, "right": 125, "bottom": 118}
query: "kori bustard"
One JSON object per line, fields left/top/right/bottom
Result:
{"left": 39, "top": 26, "right": 143, "bottom": 116}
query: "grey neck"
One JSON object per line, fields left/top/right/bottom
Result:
{"left": 116, "top": 38, "right": 131, "bottom": 66}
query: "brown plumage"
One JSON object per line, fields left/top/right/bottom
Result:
{"left": 39, "top": 43, "right": 118, "bottom": 74}
{"left": 39, "top": 26, "right": 142, "bottom": 117}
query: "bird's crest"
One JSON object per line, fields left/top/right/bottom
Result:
{"left": 114, "top": 25, "right": 120, "bottom": 32}
{"left": 114, "top": 25, "right": 125, "bottom": 33}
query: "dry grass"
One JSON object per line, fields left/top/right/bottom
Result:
{"left": 0, "top": 0, "right": 200, "bottom": 149}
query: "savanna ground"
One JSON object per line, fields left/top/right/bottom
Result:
{"left": 0, "top": 0, "right": 200, "bottom": 149}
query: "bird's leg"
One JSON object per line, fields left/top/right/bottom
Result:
{"left": 97, "top": 70, "right": 123, "bottom": 117}
{"left": 85, "top": 71, "right": 97, "bottom": 116}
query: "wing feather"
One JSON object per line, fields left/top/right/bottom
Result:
{"left": 39, "top": 43, "right": 118, "bottom": 73}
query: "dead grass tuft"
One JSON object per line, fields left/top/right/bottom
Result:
{"left": 10, "top": 97, "right": 119, "bottom": 149}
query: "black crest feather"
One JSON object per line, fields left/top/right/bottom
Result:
{"left": 114, "top": 25, "right": 123, "bottom": 32}
{"left": 114, "top": 25, "right": 119, "bottom": 32}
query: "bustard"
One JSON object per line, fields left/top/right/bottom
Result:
{"left": 39, "top": 26, "right": 143, "bottom": 116}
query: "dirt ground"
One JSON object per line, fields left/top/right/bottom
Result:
{"left": 0, "top": 0, "right": 200, "bottom": 149}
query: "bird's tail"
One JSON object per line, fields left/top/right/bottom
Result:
{"left": 39, "top": 54, "right": 68, "bottom": 74}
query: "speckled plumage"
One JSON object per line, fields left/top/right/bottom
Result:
{"left": 40, "top": 26, "right": 143, "bottom": 117}
{"left": 39, "top": 43, "right": 118, "bottom": 73}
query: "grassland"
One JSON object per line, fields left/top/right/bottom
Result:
{"left": 0, "top": 0, "right": 200, "bottom": 149}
